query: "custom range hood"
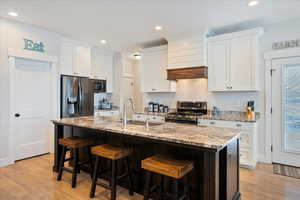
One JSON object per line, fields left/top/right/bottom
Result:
{"left": 167, "top": 66, "right": 208, "bottom": 80}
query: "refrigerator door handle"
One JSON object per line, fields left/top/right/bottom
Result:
{"left": 78, "top": 79, "right": 82, "bottom": 115}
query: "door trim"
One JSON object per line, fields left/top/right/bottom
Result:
{"left": 264, "top": 47, "right": 300, "bottom": 164}
{"left": 7, "top": 49, "right": 59, "bottom": 165}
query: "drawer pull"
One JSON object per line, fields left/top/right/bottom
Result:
{"left": 137, "top": 116, "right": 141, "bottom": 118}
{"left": 236, "top": 124, "right": 242, "bottom": 127}
{"left": 210, "top": 122, "right": 215, "bottom": 125}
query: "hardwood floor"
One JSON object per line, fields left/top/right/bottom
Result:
{"left": 0, "top": 154, "right": 300, "bottom": 200}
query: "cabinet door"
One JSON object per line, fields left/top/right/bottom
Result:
{"left": 229, "top": 37, "right": 253, "bottom": 90}
{"left": 208, "top": 40, "right": 228, "bottom": 91}
{"left": 60, "top": 43, "right": 75, "bottom": 76}
{"left": 91, "top": 48, "right": 114, "bottom": 92}
{"left": 103, "top": 54, "right": 114, "bottom": 93}
{"left": 141, "top": 47, "right": 173, "bottom": 92}
{"left": 75, "top": 46, "right": 91, "bottom": 77}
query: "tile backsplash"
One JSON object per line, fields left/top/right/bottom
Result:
{"left": 144, "top": 79, "right": 259, "bottom": 112}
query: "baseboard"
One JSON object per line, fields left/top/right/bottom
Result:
{"left": 258, "top": 153, "right": 272, "bottom": 164}
{"left": 0, "top": 157, "right": 14, "bottom": 167}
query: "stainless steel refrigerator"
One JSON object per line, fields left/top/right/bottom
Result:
{"left": 60, "top": 75, "right": 94, "bottom": 118}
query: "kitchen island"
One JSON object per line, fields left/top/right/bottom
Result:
{"left": 52, "top": 116, "right": 241, "bottom": 200}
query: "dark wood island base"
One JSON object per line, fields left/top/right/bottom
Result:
{"left": 52, "top": 122, "right": 241, "bottom": 200}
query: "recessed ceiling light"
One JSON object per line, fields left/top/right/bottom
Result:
{"left": 100, "top": 40, "right": 107, "bottom": 44}
{"left": 132, "top": 52, "right": 142, "bottom": 60}
{"left": 8, "top": 12, "right": 18, "bottom": 17}
{"left": 248, "top": 1, "right": 259, "bottom": 7}
{"left": 155, "top": 26, "right": 163, "bottom": 31}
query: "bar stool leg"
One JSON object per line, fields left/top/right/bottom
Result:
{"left": 159, "top": 175, "right": 164, "bottom": 200}
{"left": 57, "top": 146, "right": 67, "bottom": 181}
{"left": 111, "top": 160, "right": 117, "bottom": 200}
{"left": 183, "top": 176, "right": 191, "bottom": 200}
{"left": 172, "top": 179, "right": 178, "bottom": 200}
{"left": 90, "top": 156, "right": 100, "bottom": 198}
{"left": 87, "top": 146, "right": 94, "bottom": 179}
{"left": 71, "top": 148, "right": 79, "bottom": 188}
{"left": 144, "top": 171, "right": 152, "bottom": 200}
{"left": 125, "top": 157, "right": 134, "bottom": 196}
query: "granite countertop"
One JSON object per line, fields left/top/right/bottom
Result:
{"left": 198, "top": 111, "right": 260, "bottom": 122}
{"left": 52, "top": 116, "right": 240, "bottom": 150}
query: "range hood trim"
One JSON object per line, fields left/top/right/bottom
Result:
{"left": 167, "top": 66, "right": 208, "bottom": 80}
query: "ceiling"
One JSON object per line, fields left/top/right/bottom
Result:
{"left": 1, "top": 0, "right": 300, "bottom": 51}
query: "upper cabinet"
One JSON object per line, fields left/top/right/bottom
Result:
{"left": 91, "top": 47, "right": 114, "bottom": 93}
{"left": 167, "top": 35, "right": 207, "bottom": 69}
{"left": 74, "top": 46, "right": 91, "bottom": 77}
{"left": 60, "top": 39, "right": 91, "bottom": 77}
{"left": 208, "top": 28, "right": 263, "bottom": 92}
{"left": 140, "top": 45, "right": 176, "bottom": 93}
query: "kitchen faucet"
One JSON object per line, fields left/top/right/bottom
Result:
{"left": 123, "top": 98, "right": 135, "bottom": 127}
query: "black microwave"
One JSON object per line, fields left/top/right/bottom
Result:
{"left": 91, "top": 79, "right": 106, "bottom": 93}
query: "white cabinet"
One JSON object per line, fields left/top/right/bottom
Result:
{"left": 132, "top": 113, "right": 165, "bottom": 123}
{"left": 60, "top": 42, "right": 75, "bottom": 76}
{"left": 74, "top": 46, "right": 91, "bottom": 77}
{"left": 197, "top": 119, "right": 258, "bottom": 169}
{"left": 140, "top": 45, "right": 176, "bottom": 93}
{"left": 94, "top": 110, "right": 119, "bottom": 117}
{"left": 207, "top": 40, "right": 228, "bottom": 91}
{"left": 91, "top": 47, "right": 114, "bottom": 93}
{"left": 60, "top": 39, "right": 91, "bottom": 77}
{"left": 208, "top": 28, "right": 263, "bottom": 91}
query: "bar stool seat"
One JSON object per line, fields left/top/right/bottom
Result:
{"left": 90, "top": 144, "right": 134, "bottom": 200}
{"left": 91, "top": 144, "right": 133, "bottom": 160}
{"left": 142, "top": 155, "right": 194, "bottom": 179}
{"left": 57, "top": 136, "right": 94, "bottom": 188}
{"left": 142, "top": 155, "right": 194, "bottom": 200}
{"left": 59, "top": 136, "right": 93, "bottom": 148}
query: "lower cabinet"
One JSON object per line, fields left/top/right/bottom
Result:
{"left": 198, "top": 119, "right": 258, "bottom": 169}
{"left": 132, "top": 113, "right": 165, "bottom": 123}
{"left": 94, "top": 110, "right": 119, "bottom": 117}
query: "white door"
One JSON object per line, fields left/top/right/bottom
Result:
{"left": 272, "top": 57, "right": 300, "bottom": 167}
{"left": 10, "top": 58, "right": 52, "bottom": 161}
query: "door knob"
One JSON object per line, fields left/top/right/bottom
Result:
{"left": 15, "top": 113, "right": 20, "bottom": 117}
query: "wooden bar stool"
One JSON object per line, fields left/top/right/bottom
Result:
{"left": 89, "top": 144, "right": 134, "bottom": 200}
{"left": 142, "top": 155, "right": 194, "bottom": 200}
{"left": 57, "top": 136, "right": 94, "bottom": 188}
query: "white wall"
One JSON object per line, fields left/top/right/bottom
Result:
{"left": 0, "top": 19, "right": 61, "bottom": 164}
{"left": 141, "top": 18, "right": 300, "bottom": 163}
{"left": 0, "top": 18, "right": 118, "bottom": 166}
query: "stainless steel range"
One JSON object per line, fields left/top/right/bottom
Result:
{"left": 165, "top": 101, "right": 207, "bottom": 124}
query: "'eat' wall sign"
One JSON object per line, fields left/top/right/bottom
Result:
{"left": 24, "top": 38, "right": 45, "bottom": 53}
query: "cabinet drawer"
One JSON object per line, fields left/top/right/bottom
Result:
{"left": 133, "top": 114, "right": 165, "bottom": 123}
{"left": 240, "top": 131, "right": 253, "bottom": 147}
{"left": 198, "top": 119, "right": 255, "bottom": 130}
{"left": 240, "top": 148, "right": 252, "bottom": 162}
{"left": 132, "top": 114, "right": 146, "bottom": 121}
{"left": 94, "top": 110, "right": 119, "bottom": 117}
